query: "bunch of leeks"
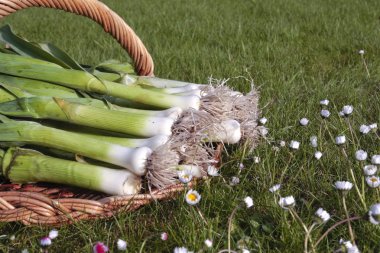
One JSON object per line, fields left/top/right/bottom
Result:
{"left": 0, "top": 25, "right": 260, "bottom": 194}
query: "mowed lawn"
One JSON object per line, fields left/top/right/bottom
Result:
{"left": 0, "top": 0, "right": 379, "bottom": 252}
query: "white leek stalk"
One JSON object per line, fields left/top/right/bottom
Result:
{"left": 1, "top": 147, "right": 141, "bottom": 195}
{"left": 0, "top": 120, "right": 152, "bottom": 175}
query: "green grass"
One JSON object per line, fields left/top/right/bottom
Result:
{"left": 0, "top": 0, "right": 379, "bottom": 252}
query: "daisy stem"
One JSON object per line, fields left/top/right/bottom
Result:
{"left": 342, "top": 148, "right": 367, "bottom": 209}
{"left": 227, "top": 205, "right": 240, "bottom": 253}
{"left": 345, "top": 118, "right": 358, "bottom": 149}
{"left": 289, "top": 208, "right": 309, "bottom": 234}
{"left": 304, "top": 222, "right": 317, "bottom": 253}
{"left": 342, "top": 195, "right": 356, "bottom": 245}
{"left": 314, "top": 216, "right": 361, "bottom": 248}
{"left": 361, "top": 54, "right": 370, "bottom": 78}
{"left": 376, "top": 188, "right": 380, "bottom": 201}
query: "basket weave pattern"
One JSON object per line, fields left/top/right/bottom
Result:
{"left": 0, "top": 0, "right": 201, "bottom": 225}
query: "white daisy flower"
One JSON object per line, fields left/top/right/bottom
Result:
{"left": 244, "top": 196, "right": 254, "bottom": 208}
{"left": 358, "top": 49, "right": 365, "bottom": 55}
{"left": 339, "top": 111, "right": 345, "bottom": 117}
{"left": 239, "top": 163, "right": 245, "bottom": 169}
{"left": 342, "top": 105, "right": 353, "bottom": 115}
{"left": 242, "top": 249, "right": 250, "bottom": 253}
{"left": 299, "top": 118, "right": 309, "bottom": 126}
{"left": 320, "top": 99, "right": 329, "bottom": 106}
{"left": 359, "top": 125, "right": 371, "bottom": 134}
{"left": 259, "top": 117, "right": 267, "bottom": 125}
{"left": 48, "top": 229, "right": 58, "bottom": 240}
{"left": 204, "top": 239, "right": 213, "bottom": 248}
{"left": 369, "top": 123, "right": 378, "bottom": 129}
{"left": 340, "top": 240, "right": 360, "bottom": 253}
{"left": 259, "top": 127, "right": 269, "bottom": 136}
{"left": 310, "top": 136, "right": 318, "bottom": 148}
{"left": 315, "top": 208, "right": 331, "bottom": 223}
{"left": 117, "top": 239, "right": 127, "bottom": 251}
{"left": 174, "top": 247, "right": 188, "bottom": 253}
{"left": 334, "top": 181, "right": 353, "bottom": 191}
{"left": 185, "top": 190, "right": 201, "bottom": 205}
{"left": 363, "top": 165, "right": 377, "bottom": 176}
{"left": 366, "top": 176, "right": 380, "bottom": 188}
{"left": 9, "top": 235, "right": 15, "bottom": 241}
{"left": 161, "top": 232, "right": 168, "bottom": 241}
{"left": 254, "top": 156, "right": 260, "bottom": 164}
{"left": 289, "top": 140, "right": 300, "bottom": 150}
{"left": 371, "top": 155, "right": 380, "bottom": 165}
{"left": 355, "top": 150, "right": 368, "bottom": 161}
{"left": 230, "top": 176, "right": 240, "bottom": 186}
{"left": 335, "top": 135, "right": 346, "bottom": 145}
{"left": 178, "top": 169, "right": 193, "bottom": 184}
{"left": 269, "top": 184, "right": 281, "bottom": 193}
{"left": 369, "top": 203, "right": 380, "bottom": 225}
{"left": 207, "top": 166, "right": 219, "bottom": 176}
{"left": 279, "top": 140, "right": 286, "bottom": 147}
{"left": 40, "top": 237, "right": 52, "bottom": 247}
{"left": 314, "top": 151, "right": 323, "bottom": 160}
{"left": 278, "top": 196, "right": 295, "bottom": 210}
{"left": 321, "top": 109, "right": 330, "bottom": 118}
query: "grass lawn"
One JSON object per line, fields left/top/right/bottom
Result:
{"left": 0, "top": 0, "right": 379, "bottom": 252}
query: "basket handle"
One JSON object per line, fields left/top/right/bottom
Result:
{"left": 0, "top": 0, "right": 154, "bottom": 76}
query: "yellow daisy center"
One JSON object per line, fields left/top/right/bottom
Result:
{"left": 371, "top": 178, "right": 378, "bottom": 183}
{"left": 187, "top": 193, "right": 197, "bottom": 201}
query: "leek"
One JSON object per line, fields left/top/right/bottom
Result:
{"left": 0, "top": 53, "right": 200, "bottom": 110}
{"left": 0, "top": 120, "right": 152, "bottom": 175}
{"left": 1, "top": 147, "right": 141, "bottom": 195}
{"left": 0, "top": 97, "right": 175, "bottom": 137}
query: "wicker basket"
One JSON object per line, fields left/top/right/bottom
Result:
{"left": 0, "top": 0, "right": 220, "bottom": 226}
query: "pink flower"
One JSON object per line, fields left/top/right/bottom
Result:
{"left": 40, "top": 237, "right": 52, "bottom": 247}
{"left": 161, "top": 232, "right": 168, "bottom": 241}
{"left": 93, "top": 242, "right": 109, "bottom": 253}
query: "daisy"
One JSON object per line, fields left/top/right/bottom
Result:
{"left": 289, "top": 140, "right": 300, "bottom": 150}
{"left": 363, "top": 165, "right": 377, "bottom": 176}
{"left": 366, "top": 176, "right": 380, "bottom": 188}
{"left": 371, "top": 155, "right": 380, "bottom": 165}
{"left": 358, "top": 49, "right": 365, "bottom": 55}
{"left": 334, "top": 181, "right": 353, "bottom": 191}
{"left": 174, "top": 247, "right": 188, "bottom": 253}
{"left": 359, "top": 125, "right": 371, "bottom": 134}
{"left": 369, "top": 123, "right": 378, "bottom": 129}
{"left": 207, "top": 166, "right": 219, "bottom": 176}
{"left": 40, "top": 237, "right": 52, "bottom": 247}
{"left": 320, "top": 109, "right": 330, "bottom": 118}
{"left": 314, "top": 151, "right": 323, "bottom": 160}
{"left": 315, "top": 208, "right": 331, "bottom": 223}
{"left": 340, "top": 240, "right": 360, "bottom": 253}
{"left": 299, "top": 118, "right": 309, "bottom": 126}
{"left": 310, "top": 136, "right": 318, "bottom": 148}
{"left": 269, "top": 184, "right": 281, "bottom": 193}
{"left": 278, "top": 196, "right": 295, "bottom": 210}
{"left": 178, "top": 169, "right": 193, "bottom": 184}
{"left": 279, "top": 140, "right": 286, "bottom": 147}
{"left": 160, "top": 232, "right": 168, "bottom": 241}
{"left": 355, "top": 150, "right": 367, "bottom": 161}
{"left": 117, "top": 239, "right": 127, "bottom": 251}
{"left": 230, "top": 176, "right": 240, "bottom": 186}
{"left": 244, "top": 197, "right": 254, "bottom": 208}
{"left": 259, "top": 117, "right": 267, "bottom": 125}
{"left": 239, "top": 163, "right": 245, "bottom": 169}
{"left": 254, "top": 156, "right": 260, "bottom": 163}
{"left": 342, "top": 105, "right": 353, "bottom": 115}
{"left": 335, "top": 135, "right": 346, "bottom": 145}
{"left": 93, "top": 242, "right": 108, "bottom": 253}
{"left": 48, "top": 229, "right": 58, "bottom": 240}
{"left": 185, "top": 189, "right": 201, "bottom": 205}
{"left": 320, "top": 99, "right": 329, "bottom": 106}
{"left": 368, "top": 203, "right": 380, "bottom": 225}
{"left": 204, "top": 239, "right": 213, "bottom": 248}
